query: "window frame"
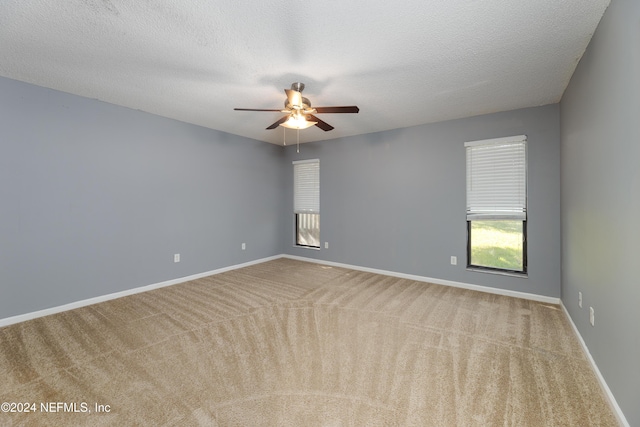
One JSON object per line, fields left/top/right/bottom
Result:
{"left": 295, "top": 212, "right": 320, "bottom": 249}
{"left": 466, "top": 219, "right": 528, "bottom": 275}
{"left": 465, "top": 135, "right": 528, "bottom": 275}
{"left": 293, "top": 159, "right": 320, "bottom": 249}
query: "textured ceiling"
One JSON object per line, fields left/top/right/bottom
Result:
{"left": 0, "top": 0, "right": 610, "bottom": 145}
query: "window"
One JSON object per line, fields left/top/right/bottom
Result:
{"left": 293, "top": 159, "right": 320, "bottom": 248}
{"left": 465, "top": 135, "right": 527, "bottom": 274}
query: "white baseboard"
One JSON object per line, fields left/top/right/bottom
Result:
{"left": 0, "top": 255, "right": 282, "bottom": 328}
{"left": 283, "top": 254, "right": 560, "bottom": 304}
{"left": 560, "top": 302, "right": 629, "bottom": 427}
{"left": 1, "top": 254, "right": 559, "bottom": 328}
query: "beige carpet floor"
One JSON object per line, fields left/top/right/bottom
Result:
{"left": 0, "top": 258, "right": 618, "bottom": 426}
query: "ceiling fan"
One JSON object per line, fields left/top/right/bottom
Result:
{"left": 234, "top": 82, "right": 359, "bottom": 131}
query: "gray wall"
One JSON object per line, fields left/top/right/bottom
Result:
{"left": 560, "top": 0, "right": 639, "bottom": 424}
{"left": 0, "top": 77, "right": 286, "bottom": 319}
{"left": 0, "top": 78, "right": 563, "bottom": 317}
{"left": 283, "top": 105, "right": 561, "bottom": 298}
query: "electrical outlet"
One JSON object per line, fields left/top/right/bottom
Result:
{"left": 324, "top": 242, "right": 329, "bottom": 249}
{"left": 241, "top": 243, "right": 246, "bottom": 250}
{"left": 589, "top": 307, "right": 595, "bottom": 326}
{"left": 578, "top": 291, "right": 582, "bottom": 308}
{"left": 450, "top": 256, "right": 457, "bottom": 265}
{"left": 174, "top": 254, "right": 180, "bottom": 263}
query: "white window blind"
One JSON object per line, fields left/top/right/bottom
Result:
{"left": 465, "top": 135, "right": 527, "bottom": 220}
{"left": 293, "top": 159, "right": 319, "bottom": 214}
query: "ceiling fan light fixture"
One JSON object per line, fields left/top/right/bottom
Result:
{"left": 279, "top": 113, "right": 317, "bottom": 130}
{"left": 235, "top": 82, "right": 358, "bottom": 133}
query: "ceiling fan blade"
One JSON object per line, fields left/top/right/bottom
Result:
{"left": 314, "top": 106, "right": 359, "bottom": 114}
{"left": 266, "top": 116, "right": 289, "bottom": 130}
{"left": 307, "top": 114, "right": 334, "bottom": 131}
{"left": 285, "top": 89, "right": 303, "bottom": 109}
{"left": 234, "top": 108, "right": 282, "bottom": 112}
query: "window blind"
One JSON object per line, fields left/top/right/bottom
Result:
{"left": 293, "top": 159, "right": 319, "bottom": 214}
{"left": 465, "top": 135, "right": 527, "bottom": 220}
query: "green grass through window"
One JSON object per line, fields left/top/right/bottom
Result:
{"left": 470, "top": 220, "right": 524, "bottom": 271}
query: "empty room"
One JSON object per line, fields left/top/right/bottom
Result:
{"left": 0, "top": 0, "right": 637, "bottom": 425}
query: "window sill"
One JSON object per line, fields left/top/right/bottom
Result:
{"left": 293, "top": 244, "right": 320, "bottom": 251}
{"left": 466, "top": 267, "right": 528, "bottom": 279}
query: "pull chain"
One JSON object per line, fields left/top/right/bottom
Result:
{"left": 297, "top": 129, "right": 300, "bottom": 153}
{"left": 283, "top": 127, "right": 286, "bottom": 146}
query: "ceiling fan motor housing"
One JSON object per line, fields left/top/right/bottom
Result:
{"left": 285, "top": 97, "right": 312, "bottom": 110}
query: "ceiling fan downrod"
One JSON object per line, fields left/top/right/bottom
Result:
{"left": 291, "top": 82, "right": 305, "bottom": 92}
